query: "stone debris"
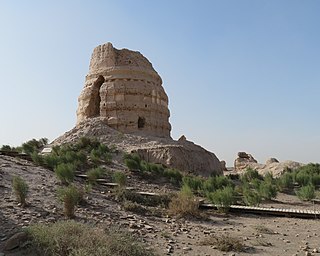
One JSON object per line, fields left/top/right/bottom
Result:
{"left": 233, "top": 151, "right": 304, "bottom": 177}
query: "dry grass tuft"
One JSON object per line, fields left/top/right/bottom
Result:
{"left": 200, "top": 234, "right": 245, "bottom": 252}
{"left": 168, "top": 185, "right": 200, "bottom": 218}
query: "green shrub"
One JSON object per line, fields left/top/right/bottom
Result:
{"left": 296, "top": 184, "right": 315, "bottom": 201}
{"left": 203, "top": 175, "right": 234, "bottom": 193}
{"left": 263, "top": 172, "right": 274, "bottom": 184}
{"left": 163, "top": 168, "right": 183, "bottom": 185}
{"left": 207, "top": 186, "right": 235, "bottom": 212}
{"left": 55, "top": 163, "right": 75, "bottom": 185}
{"left": 259, "top": 181, "right": 277, "bottom": 200}
{"left": 182, "top": 175, "right": 204, "bottom": 192}
{"left": 168, "top": 184, "right": 200, "bottom": 218}
{"left": 12, "top": 176, "right": 29, "bottom": 206}
{"left": 295, "top": 171, "right": 311, "bottom": 186}
{"left": 90, "top": 144, "right": 112, "bottom": 165}
{"left": 276, "top": 172, "right": 294, "bottom": 191}
{"left": 42, "top": 154, "right": 60, "bottom": 170}
{"left": 112, "top": 171, "right": 127, "bottom": 187}
{"left": 243, "top": 188, "right": 261, "bottom": 206}
{"left": 241, "top": 168, "right": 262, "bottom": 183}
{"left": 118, "top": 190, "right": 172, "bottom": 207}
{"left": 31, "top": 152, "right": 44, "bottom": 166}
{"left": 22, "top": 138, "right": 48, "bottom": 155}
{"left": 26, "top": 220, "right": 155, "bottom": 256}
{"left": 124, "top": 159, "right": 140, "bottom": 171}
{"left": 57, "top": 185, "right": 82, "bottom": 218}
{"left": 87, "top": 167, "right": 105, "bottom": 185}
{"left": 0, "top": 145, "right": 13, "bottom": 151}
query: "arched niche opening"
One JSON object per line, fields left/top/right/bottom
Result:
{"left": 87, "top": 75, "right": 105, "bottom": 118}
{"left": 138, "top": 116, "right": 145, "bottom": 129}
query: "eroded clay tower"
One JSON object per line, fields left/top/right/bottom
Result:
{"left": 76, "top": 42, "right": 171, "bottom": 137}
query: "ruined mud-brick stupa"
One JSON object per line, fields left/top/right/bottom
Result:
{"left": 76, "top": 42, "right": 171, "bottom": 137}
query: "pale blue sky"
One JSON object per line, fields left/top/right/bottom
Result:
{"left": 0, "top": 1, "right": 319, "bottom": 166}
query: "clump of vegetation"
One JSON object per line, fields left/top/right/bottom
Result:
{"left": 22, "top": 138, "right": 48, "bottom": 155}
{"left": 276, "top": 172, "right": 295, "bottom": 191}
{"left": 122, "top": 201, "right": 147, "bottom": 215}
{"left": 240, "top": 168, "right": 263, "bottom": 183}
{"left": 207, "top": 186, "right": 235, "bottom": 212}
{"left": 168, "top": 184, "right": 200, "bottom": 218}
{"left": 243, "top": 187, "right": 261, "bottom": 206}
{"left": 124, "top": 153, "right": 184, "bottom": 185}
{"left": 258, "top": 180, "right": 277, "bottom": 200}
{"left": 200, "top": 234, "right": 245, "bottom": 252}
{"left": 86, "top": 167, "right": 105, "bottom": 185}
{"left": 55, "top": 163, "right": 76, "bottom": 185}
{"left": 12, "top": 176, "right": 29, "bottom": 207}
{"left": 255, "top": 225, "right": 274, "bottom": 234}
{"left": 163, "top": 168, "right": 183, "bottom": 185}
{"left": 0, "top": 145, "right": 15, "bottom": 151}
{"left": 124, "top": 153, "right": 141, "bottom": 171}
{"left": 182, "top": 175, "right": 204, "bottom": 192}
{"left": 26, "top": 220, "right": 155, "bottom": 256}
{"left": 112, "top": 171, "right": 127, "bottom": 187}
{"left": 116, "top": 190, "right": 172, "bottom": 207}
{"left": 57, "top": 185, "right": 82, "bottom": 218}
{"left": 29, "top": 137, "right": 113, "bottom": 172}
{"left": 296, "top": 184, "right": 315, "bottom": 201}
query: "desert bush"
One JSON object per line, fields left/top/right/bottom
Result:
{"left": 55, "top": 163, "right": 75, "bottom": 185}
{"left": 200, "top": 234, "right": 245, "bottom": 252}
{"left": 241, "top": 168, "right": 262, "bottom": 183}
{"left": 243, "top": 188, "right": 261, "bottom": 206}
{"left": 118, "top": 190, "right": 172, "bottom": 207}
{"left": 203, "top": 175, "right": 234, "bottom": 193}
{"left": 86, "top": 167, "right": 105, "bottom": 185}
{"left": 163, "top": 168, "right": 183, "bottom": 184}
{"left": 258, "top": 181, "right": 277, "bottom": 200}
{"left": 295, "top": 171, "right": 311, "bottom": 186}
{"left": 182, "top": 175, "right": 204, "bottom": 192}
{"left": 112, "top": 171, "right": 127, "bottom": 187}
{"left": 31, "top": 152, "right": 44, "bottom": 166}
{"left": 276, "top": 172, "right": 294, "bottom": 191}
{"left": 42, "top": 154, "right": 60, "bottom": 170}
{"left": 124, "top": 158, "right": 141, "bottom": 171}
{"left": 122, "top": 201, "right": 147, "bottom": 215}
{"left": 0, "top": 145, "right": 13, "bottom": 151}
{"left": 207, "top": 186, "right": 235, "bottom": 212}
{"left": 26, "top": 220, "right": 155, "bottom": 256}
{"left": 296, "top": 184, "right": 315, "bottom": 201}
{"left": 22, "top": 138, "right": 48, "bottom": 155}
{"left": 263, "top": 172, "right": 274, "bottom": 184}
{"left": 168, "top": 184, "right": 200, "bottom": 218}
{"left": 12, "top": 176, "right": 29, "bottom": 206}
{"left": 90, "top": 144, "right": 112, "bottom": 165}
{"left": 57, "top": 185, "right": 82, "bottom": 217}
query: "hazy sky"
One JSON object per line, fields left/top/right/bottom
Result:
{"left": 0, "top": 1, "right": 319, "bottom": 166}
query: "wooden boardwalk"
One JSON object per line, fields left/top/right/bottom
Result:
{"left": 200, "top": 203, "right": 320, "bottom": 219}
{"left": 76, "top": 173, "right": 320, "bottom": 219}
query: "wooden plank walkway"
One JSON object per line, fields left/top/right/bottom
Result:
{"left": 75, "top": 174, "right": 320, "bottom": 219}
{"left": 200, "top": 203, "right": 320, "bottom": 219}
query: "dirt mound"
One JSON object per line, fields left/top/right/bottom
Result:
{"left": 53, "top": 117, "right": 222, "bottom": 176}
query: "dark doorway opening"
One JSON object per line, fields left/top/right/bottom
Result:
{"left": 138, "top": 117, "right": 145, "bottom": 129}
{"left": 87, "top": 75, "right": 105, "bottom": 118}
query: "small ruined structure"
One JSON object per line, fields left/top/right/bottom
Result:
{"left": 76, "top": 42, "right": 171, "bottom": 138}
